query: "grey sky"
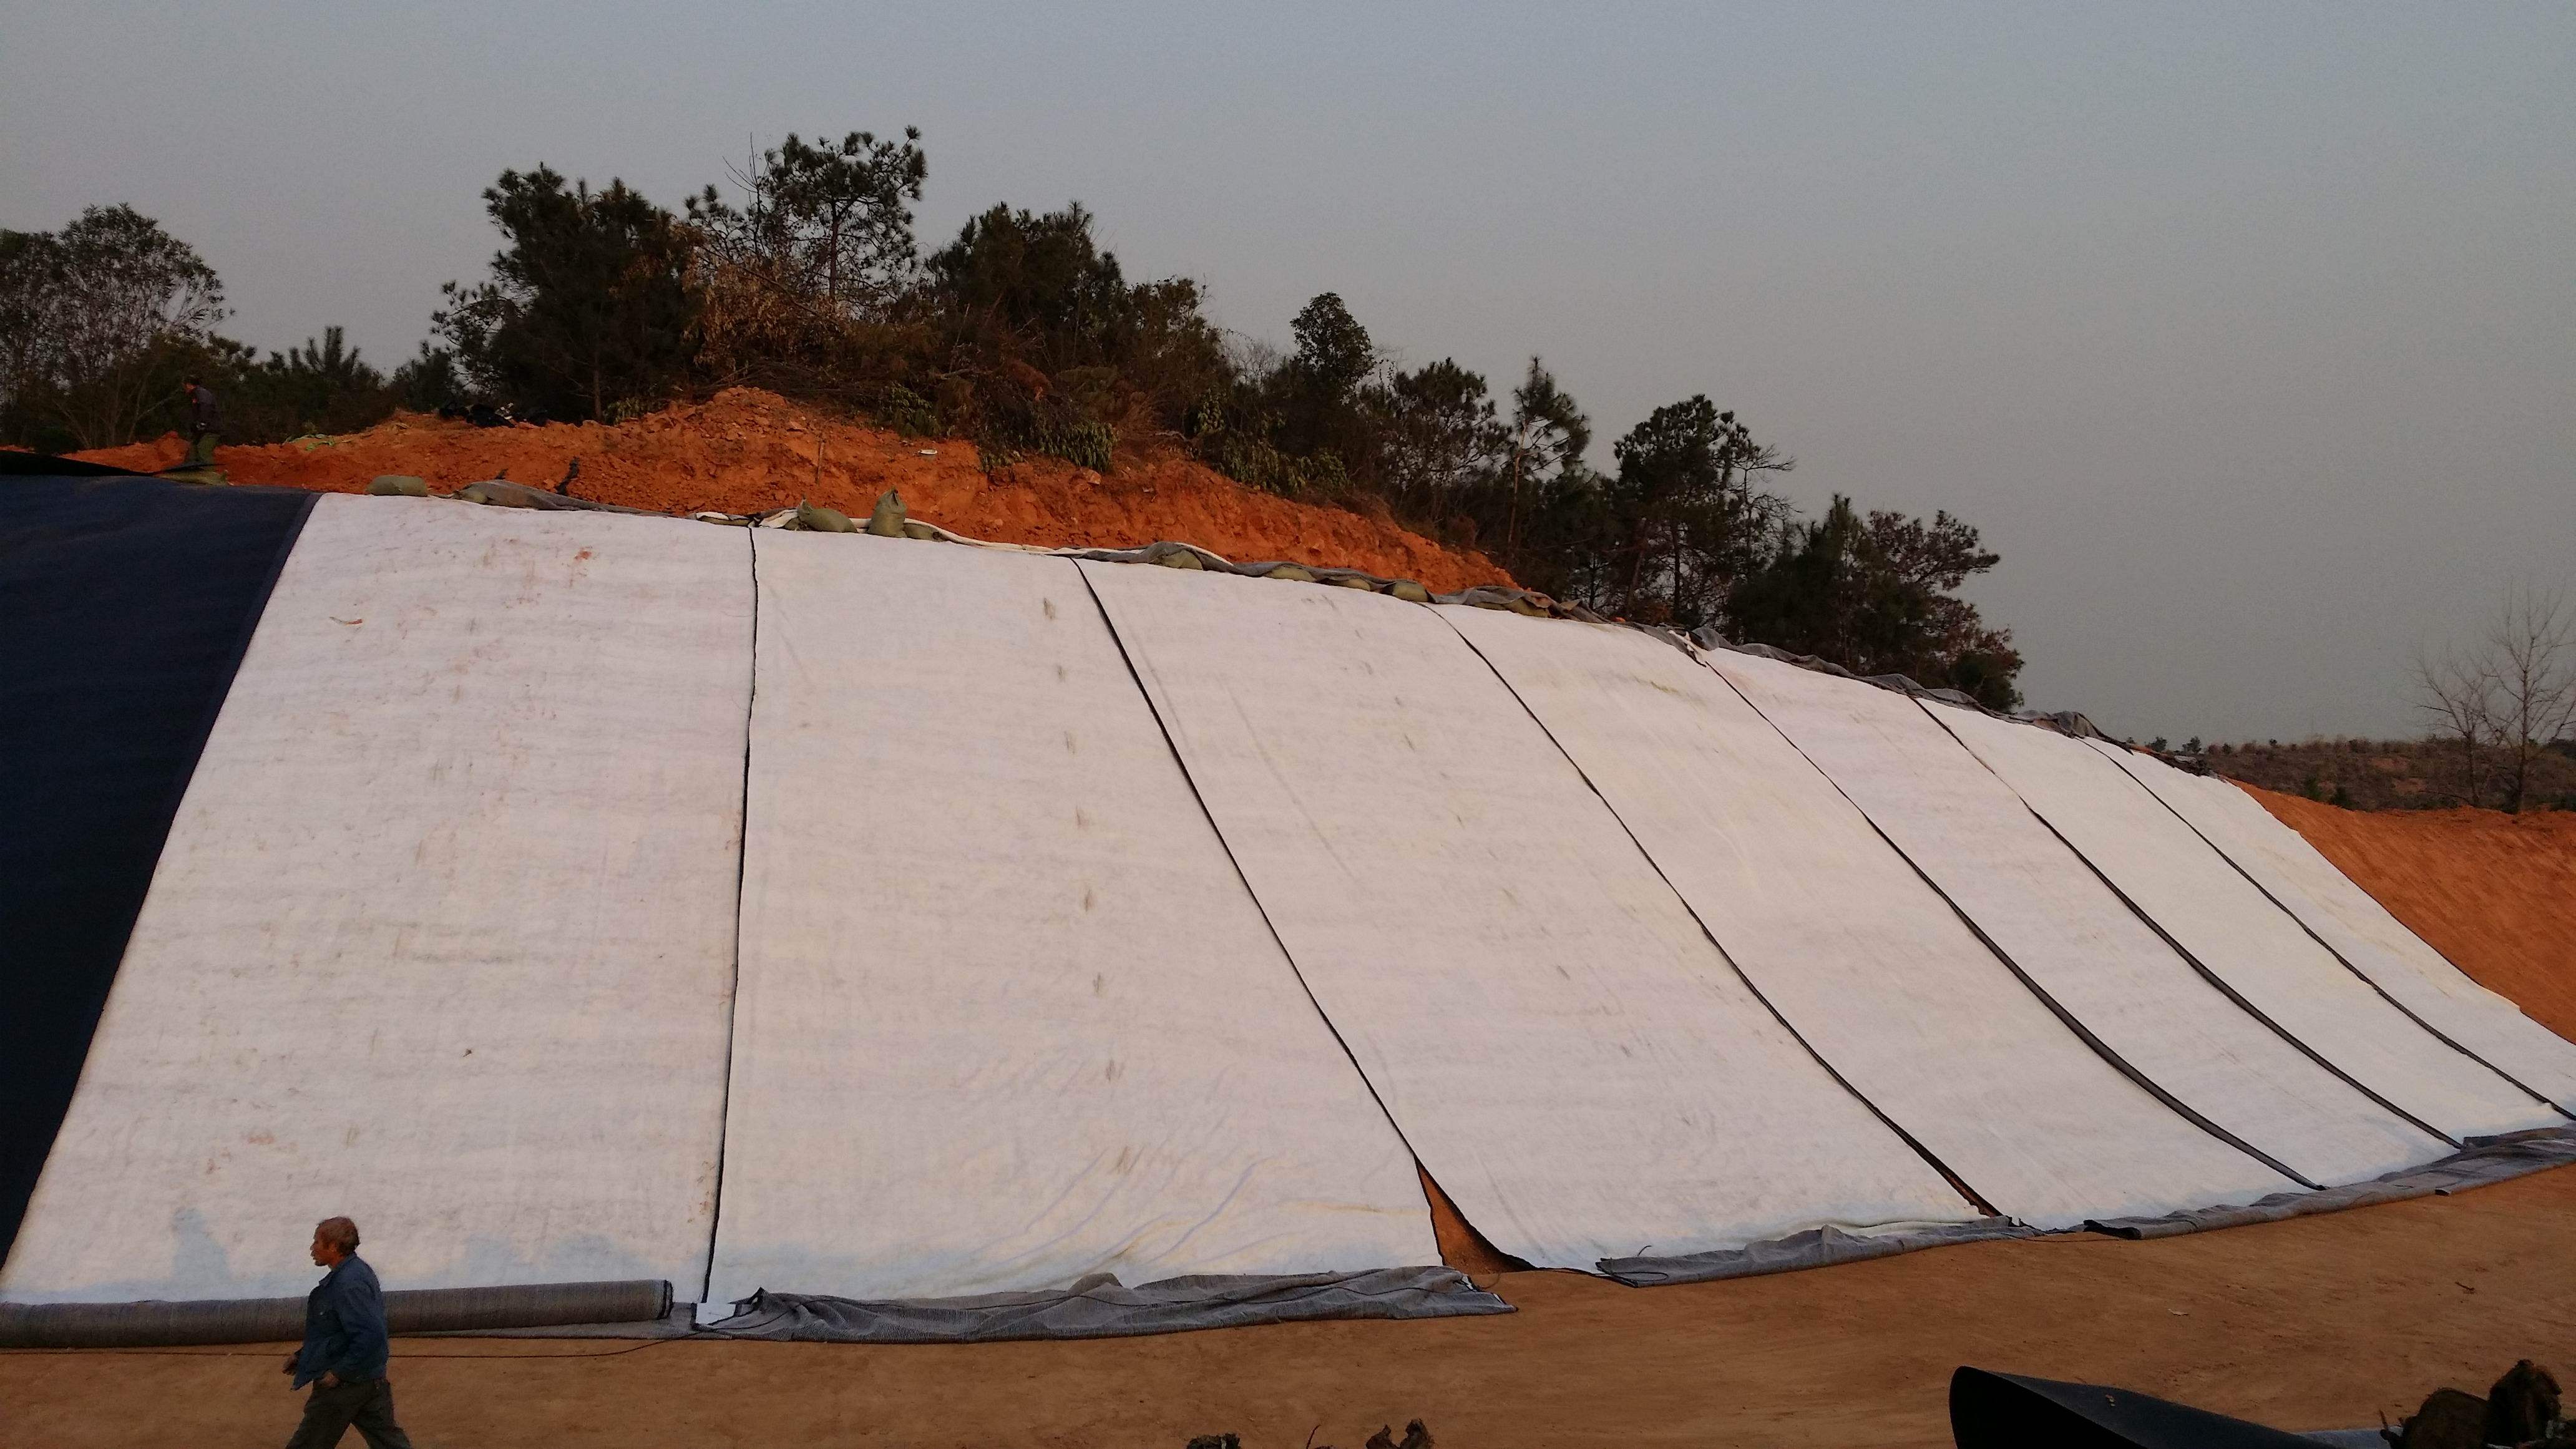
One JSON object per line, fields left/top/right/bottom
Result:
{"left": 6, "top": 2, "right": 2569, "bottom": 744}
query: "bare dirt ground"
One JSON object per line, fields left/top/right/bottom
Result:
{"left": 2250, "top": 785, "right": 2576, "bottom": 1040}
{"left": 7, "top": 1165, "right": 2573, "bottom": 1448}
{"left": 70, "top": 389, "right": 1515, "bottom": 595}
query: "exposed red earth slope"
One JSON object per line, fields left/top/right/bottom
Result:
{"left": 72, "top": 388, "right": 1514, "bottom": 594}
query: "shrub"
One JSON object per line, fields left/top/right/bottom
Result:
{"left": 879, "top": 383, "right": 938, "bottom": 436}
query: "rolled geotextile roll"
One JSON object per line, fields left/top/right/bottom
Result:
{"left": 0, "top": 1279, "right": 671, "bottom": 1349}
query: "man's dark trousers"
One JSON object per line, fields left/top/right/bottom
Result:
{"left": 284, "top": 1375, "right": 414, "bottom": 1448}
{"left": 289, "top": 1251, "right": 409, "bottom": 1447}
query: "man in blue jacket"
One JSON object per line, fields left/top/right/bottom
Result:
{"left": 280, "top": 1216, "right": 414, "bottom": 1448}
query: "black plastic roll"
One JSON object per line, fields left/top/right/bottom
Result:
{"left": 0, "top": 1279, "right": 671, "bottom": 1348}
{"left": 1949, "top": 1367, "right": 2326, "bottom": 1449}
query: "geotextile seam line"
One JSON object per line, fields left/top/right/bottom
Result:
{"left": 700, "top": 525, "right": 761, "bottom": 1309}
{"left": 1429, "top": 606, "right": 2006, "bottom": 1222}
{"left": 1689, "top": 653, "right": 2316, "bottom": 1191}
{"left": 1910, "top": 698, "right": 2463, "bottom": 1150}
{"left": 1066, "top": 560, "right": 1502, "bottom": 1267}
{"left": 2087, "top": 741, "right": 2572, "bottom": 1121}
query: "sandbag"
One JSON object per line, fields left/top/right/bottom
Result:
{"left": 796, "top": 499, "right": 857, "bottom": 534}
{"left": 864, "top": 489, "right": 907, "bottom": 537}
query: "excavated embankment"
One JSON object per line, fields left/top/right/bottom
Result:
{"left": 74, "top": 388, "right": 1514, "bottom": 595}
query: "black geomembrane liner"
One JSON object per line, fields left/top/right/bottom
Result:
{"left": 0, "top": 475, "right": 316, "bottom": 1266}
{"left": 1950, "top": 1367, "right": 2328, "bottom": 1448}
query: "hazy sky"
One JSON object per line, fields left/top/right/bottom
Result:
{"left": 6, "top": 2, "right": 2569, "bottom": 743}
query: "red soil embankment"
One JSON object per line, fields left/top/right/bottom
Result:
{"left": 74, "top": 388, "right": 1513, "bottom": 595}
{"left": 2251, "top": 785, "right": 2576, "bottom": 1039}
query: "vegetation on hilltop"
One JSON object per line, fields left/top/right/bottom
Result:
{"left": 2, "top": 129, "right": 2024, "bottom": 705}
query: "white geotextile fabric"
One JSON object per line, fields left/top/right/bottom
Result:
{"left": 1447, "top": 612, "right": 2296, "bottom": 1226}
{"left": 1702, "top": 650, "right": 2444, "bottom": 1188}
{"left": 1081, "top": 563, "right": 1978, "bottom": 1271}
{"left": 2087, "top": 742, "right": 2576, "bottom": 1114}
{"left": 708, "top": 535, "right": 1438, "bottom": 1305}
{"left": 1, "top": 497, "right": 750, "bottom": 1303}
{"left": 1932, "top": 702, "right": 2560, "bottom": 1140}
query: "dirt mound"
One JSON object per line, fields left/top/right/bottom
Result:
{"left": 74, "top": 388, "right": 1514, "bottom": 595}
{"left": 2250, "top": 785, "right": 2576, "bottom": 1039}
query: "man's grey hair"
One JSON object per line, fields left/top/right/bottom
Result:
{"left": 316, "top": 1216, "right": 359, "bottom": 1253}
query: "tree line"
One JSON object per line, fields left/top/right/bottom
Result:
{"left": 0, "top": 205, "right": 457, "bottom": 451}
{"left": 2, "top": 127, "right": 2024, "bottom": 706}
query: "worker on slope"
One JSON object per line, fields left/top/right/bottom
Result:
{"left": 280, "top": 1216, "right": 415, "bottom": 1449}
{"left": 180, "top": 374, "right": 219, "bottom": 469}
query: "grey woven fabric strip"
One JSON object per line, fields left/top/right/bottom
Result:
{"left": 1599, "top": 1219, "right": 2034, "bottom": 1287}
{"left": 2083, "top": 1127, "right": 2576, "bottom": 1240}
{"left": 703, "top": 1266, "right": 1509, "bottom": 1343}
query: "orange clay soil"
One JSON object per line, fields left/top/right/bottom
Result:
{"left": 72, "top": 388, "right": 1514, "bottom": 595}
{"left": 2248, "top": 785, "right": 2576, "bottom": 1040}
{"left": 9, "top": 1165, "right": 2574, "bottom": 1448}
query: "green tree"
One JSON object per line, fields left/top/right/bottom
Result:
{"left": 1246, "top": 291, "right": 1380, "bottom": 479}
{"left": 918, "top": 202, "right": 1227, "bottom": 466}
{"left": 1598, "top": 397, "right": 1793, "bottom": 625}
{"left": 0, "top": 204, "right": 228, "bottom": 448}
{"left": 1727, "top": 494, "right": 2024, "bottom": 709}
{"left": 715, "top": 129, "right": 924, "bottom": 313}
{"left": 391, "top": 343, "right": 468, "bottom": 412}
{"left": 927, "top": 203, "right": 1134, "bottom": 366}
{"left": 435, "top": 167, "right": 700, "bottom": 421}
{"left": 228, "top": 326, "right": 396, "bottom": 440}
{"left": 1496, "top": 357, "right": 1591, "bottom": 564}
{"left": 1378, "top": 358, "right": 1507, "bottom": 522}
{"left": 1289, "top": 292, "right": 1375, "bottom": 404}
{"left": 686, "top": 128, "right": 927, "bottom": 378}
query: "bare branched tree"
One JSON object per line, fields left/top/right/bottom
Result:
{"left": 2415, "top": 585, "right": 2576, "bottom": 813}
{"left": 2414, "top": 643, "right": 2497, "bottom": 809}
{"left": 2485, "top": 585, "right": 2576, "bottom": 814}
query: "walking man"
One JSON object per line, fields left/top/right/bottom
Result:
{"left": 281, "top": 1216, "right": 414, "bottom": 1449}
{"left": 180, "top": 374, "right": 219, "bottom": 467}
